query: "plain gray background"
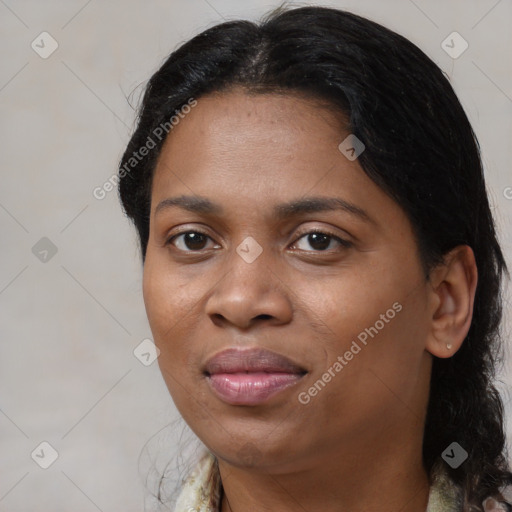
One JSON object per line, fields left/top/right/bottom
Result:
{"left": 1, "top": 1, "right": 511, "bottom": 511}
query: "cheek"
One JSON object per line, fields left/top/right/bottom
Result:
{"left": 142, "top": 258, "right": 197, "bottom": 375}
{"left": 143, "top": 265, "right": 200, "bottom": 413}
{"left": 142, "top": 252, "right": 201, "bottom": 336}
{"left": 307, "top": 261, "right": 428, "bottom": 399}
{"left": 327, "top": 298, "right": 427, "bottom": 416}
{"left": 310, "top": 267, "right": 402, "bottom": 344}
{"left": 142, "top": 254, "right": 215, "bottom": 402}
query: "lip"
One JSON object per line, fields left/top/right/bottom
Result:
{"left": 204, "top": 347, "right": 307, "bottom": 405}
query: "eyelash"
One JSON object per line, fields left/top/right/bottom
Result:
{"left": 166, "top": 227, "right": 353, "bottom": 253}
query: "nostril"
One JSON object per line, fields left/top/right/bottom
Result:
{"left": 256, "top": 314, "right": 272, "bottom": 320}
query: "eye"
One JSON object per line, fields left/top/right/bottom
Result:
{"left": 166, "top": 230, "right": 220, "bottom": 252}
{"left": 291, "top": 229, "right": 352, "bottom": 252}
{"left": 166, "top": 228, "right": 352, "bottom": 253}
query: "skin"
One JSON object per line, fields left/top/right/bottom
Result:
{"left": 142, "top": 88, "right": 477, "bottom": 512}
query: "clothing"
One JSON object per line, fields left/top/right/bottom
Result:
{"left": 171, "top": 449, "right": 476, "bottom": 512}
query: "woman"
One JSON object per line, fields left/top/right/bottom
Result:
{"left": 118, "top": 5, "right": 511, "bottom": 512}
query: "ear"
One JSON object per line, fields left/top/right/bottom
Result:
{"left": 425, "top": 245, "right": 478, "bottom": 358}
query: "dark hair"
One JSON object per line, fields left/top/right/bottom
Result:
{"left": 118, "top": 5, "right": 511, "bottom": 510}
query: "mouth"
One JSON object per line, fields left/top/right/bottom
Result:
{"left": 203, "top": 347, "right": 307, "bottom": 406}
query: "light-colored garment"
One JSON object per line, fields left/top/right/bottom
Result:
{"left": 172, "top": 450, "right": 474, "bottom": 512}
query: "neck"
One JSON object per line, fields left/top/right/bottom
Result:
{"left": 218, "top": 425, "right": 430, "bottom": 512}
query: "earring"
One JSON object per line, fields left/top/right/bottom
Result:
{"left": 446, "top": 343, "right": 453, "bottom": 350}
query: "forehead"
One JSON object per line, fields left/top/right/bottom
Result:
{"left": 182, "top": 88, "right": 348, "bottom": 130}
{"left": 149, "top": 90, "right": 409, "bottom": 233}
{"left": 151, "top": 90, "right": 353, "bottom": 195}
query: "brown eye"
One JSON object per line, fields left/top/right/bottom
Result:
{"left": 167, "top": 231, "right": 219, "bottom": 252}
{"left": 292, "top": 230, "right": 352, "bottom": 252}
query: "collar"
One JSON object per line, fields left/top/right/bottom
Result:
{"left": 172, "top": 450, "right": 462, "bottom": 512}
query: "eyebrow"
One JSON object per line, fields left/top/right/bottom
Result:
{"left": 155, "top": 195, "right": 372, "bottom": 223}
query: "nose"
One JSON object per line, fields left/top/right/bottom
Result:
{"left": 204, "top": 249, "right": 293, "bottom": 331}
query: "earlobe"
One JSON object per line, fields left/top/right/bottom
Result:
{"left": 425, "top": 246, "right": 478, "bottom": 359}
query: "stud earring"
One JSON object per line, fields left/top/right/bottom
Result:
{"left": 446, "top": 343, "right": 453, "bottom": 350}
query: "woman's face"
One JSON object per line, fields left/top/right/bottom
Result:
{"left": 143, "top": 89, "right": 434, "bottom": 472}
